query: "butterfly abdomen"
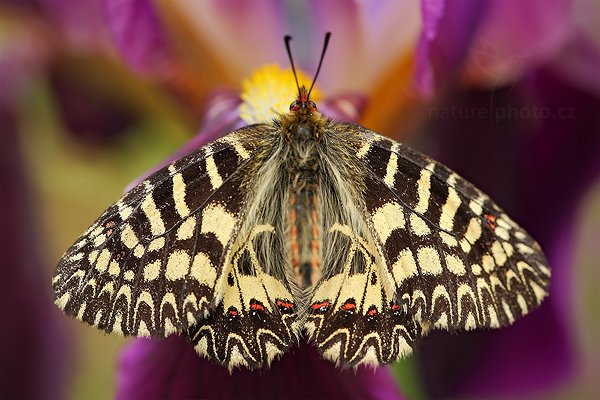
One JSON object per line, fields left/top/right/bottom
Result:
{"left": 288, "top": 191, "right": 320, "bottom": 289}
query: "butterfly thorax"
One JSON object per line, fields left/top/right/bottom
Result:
{"left": 280, "top": 103, "right": 327, "bottom": 143}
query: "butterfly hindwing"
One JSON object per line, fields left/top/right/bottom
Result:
{"left": 53, "top": 126, "right": 265, "bottom": 338}
{"left": 359, "top": 130, "right": 551, "bottom": 332}
{"left": 189, "top": 224, "right": 298, "bottom": 370}
{"left": 304, "top": 223, "right": 422, "bottom": 367}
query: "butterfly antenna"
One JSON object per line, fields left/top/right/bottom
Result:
{"left": 307, "top": 32, "right": 331, "bottom": 100}
{"left": 284, "top": 35, "right": 301, "bottom": 98}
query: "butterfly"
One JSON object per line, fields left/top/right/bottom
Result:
{"left": 53, "top": 33, "right": 550, "bottom": 370}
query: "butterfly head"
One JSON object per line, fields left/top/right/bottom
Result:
{"left": 285, "top": 33, "right": 330, "bottom": 116}
{"left": 289, "top": 86, "right": 318, "bottom": 113}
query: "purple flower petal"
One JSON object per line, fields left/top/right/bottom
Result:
{"left": 416, "top": 0, "right": 489, "bottom": 96}
{"left": 102, "top": 0, "right": 288, "bottom": 81}
{"left": 117, "top": 336, "right": 404, "bottom": 399}
{"left": 415, "top": 65, "right": 599, "bottom": 398}
{"left": 103, "top": 0, "right": 174, "bottom": 75}
{"left": 177, "top": 90, "right": 245, "bottom": 155}
{"left": 102, "top": 0, "right": 420, "bottom": 94}
{"left": 550, "top": 32, "right": 600, "bottom": 97}
{"left": 154, "top": 0, "right": 287, "bottom": 82}
{"left": 320, "top": 93, "right": 367, "bottom": 123}
{"left": 417, "top": 0, "right": 574, "bottom": 94}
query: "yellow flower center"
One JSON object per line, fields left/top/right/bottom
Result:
{"left": 239, "top": 64, "right": 321, "bottom": 124}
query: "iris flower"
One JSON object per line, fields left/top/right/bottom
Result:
{"left": 2, "top": 0, "right": 598, "bottom": 398}
{"left": 102, "top": 1, "right": 600, "bottom": 399}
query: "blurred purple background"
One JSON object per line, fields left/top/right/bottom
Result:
{"left": 1, "top": 1, "right": 598, "bottom": 399}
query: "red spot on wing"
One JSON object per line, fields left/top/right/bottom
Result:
{"left": 104, "top": 220, "right": 117, "bottom": 236}
{"left": 366, "top": 306, "right": 379, "bottom": 321}
{"left": 340, "top": 299, "right": 356, "bottom": 312}
{"left": 390, "top": 303, "right": 404, "bottom": 316}
{"left": 250, "top": 300, "right": 266, "bottom": 312}
{"left": 227, "top": 307, "right": 238, "bottom": 317}
{"left": 484, "top": 214, "right": 497, "bottom": 230}
{"left": 276, "top": 300, "right": 294, "bottom": 309}
{"left": 311, "top": 300, "right": 330, "bottom": 312}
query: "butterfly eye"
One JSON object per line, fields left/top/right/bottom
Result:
{"left": 308, "top": 100, "right": 317, "bottom": 111}
{"left": 289, "top": 100, "right": 300, "bottom": 111}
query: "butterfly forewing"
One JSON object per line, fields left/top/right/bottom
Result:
{"left": 359, "top": 131, "right": 551, "bottom": 331}
{"left": 53, "top": 126, "right": 264, "bottom": 337}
